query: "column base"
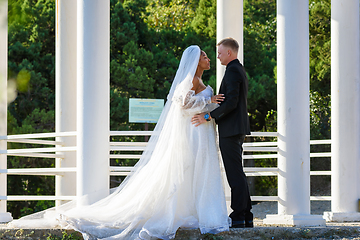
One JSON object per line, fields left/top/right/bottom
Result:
{"left": 0, "top": 212, "right": 13, "bottom": 223}
{"left": 263, "top": 214, "right": 326, "bottom": 227}
{"left": 323, "top": 212, "right": 360, "bottom": 222}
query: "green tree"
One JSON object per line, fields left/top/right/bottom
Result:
{"left": 191, "top": 0, "right": 216, "bottom": 38}
{"left": 309, "top": 0, "right": 331, "bottom": 140}
{"left": 145, "top": 0, "right": 196, "bottom": 31}
{"left": 8, "top": 0, "right": 55, "bottom": 125}
{"left": 243, "top": 0, "right": 277, "bottom": 131}
{"left": 309, "top": 0, "right": 331, "bottom": 98}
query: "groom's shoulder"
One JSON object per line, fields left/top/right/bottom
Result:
{"left": 226, "top": 61, "right": 243, "bottom": 75}
{"left": 226, "top": 59, "right": 243, "bottom": 71}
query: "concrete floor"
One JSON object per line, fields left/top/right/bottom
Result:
{"left": 0, "top": 202, "right": 358, "bottom": 239}
{"left": 0, "top": 221, "right": 360, "bottom": 240}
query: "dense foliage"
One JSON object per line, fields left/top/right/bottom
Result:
{"left": 6, "top": 0, "right": 331, "bottom": 217}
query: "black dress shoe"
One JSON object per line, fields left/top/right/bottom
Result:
{"left": 230, "top": 220, "right": 245, "bottom": 228}
{"left": 245, "top": 219, "right": 254, "bottom": 228}
{"left": 245, "top": 212, "right": 254, "bottom": 228}
{"left": 230, "top": 220, "right": 254, "bottom": 228}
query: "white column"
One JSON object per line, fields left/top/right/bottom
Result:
{"left": 76, "top": 0, "right": 110, "bottom": 206}
{"left": 55, "top": 0, "right": 77, "bottom": 206}
{"left": 263, "top": 0, "right": 325, "bottom": 226}
{"left": 323, "top": 0, "right": 360, "bottom": 222}
{"left": 0, "top": 0, "right": 13, "bottom": 222}
{"left": 216, "top": 0, "right": 243, "bottom": 92}
{"left": 216, "top": 0, "right": 244, "bottom": 214}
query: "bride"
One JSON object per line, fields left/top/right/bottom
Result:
{"left": 10, "top": 45, "right": 230, "bottom": 239}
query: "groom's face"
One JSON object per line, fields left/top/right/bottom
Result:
{"left": 217, "top": 44, "right": 230, "bottom": 66}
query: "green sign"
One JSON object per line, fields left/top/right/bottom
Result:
{"left": 129, "top": 98, "right": 164, "bottom": 123}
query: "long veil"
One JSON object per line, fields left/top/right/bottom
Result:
{"left": 9, "top": 45, "right": 230, "bottom": 239}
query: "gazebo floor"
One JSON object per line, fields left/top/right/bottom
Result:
{"left": 1, "top": 220, "right": 360, "bottom": 240}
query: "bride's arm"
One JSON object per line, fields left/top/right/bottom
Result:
{"left": 173, "top": 77, "right": 223, "bottom": 114}
{"left": 181, "top": 90, "right": 211, "bottom": 110}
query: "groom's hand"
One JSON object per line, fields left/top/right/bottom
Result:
{"left": 191, "top": 113, "right": 207, "bottom": 127}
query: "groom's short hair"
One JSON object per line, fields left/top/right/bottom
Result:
{"left": 217, "top": 38, "right": 239, "bottom": 53}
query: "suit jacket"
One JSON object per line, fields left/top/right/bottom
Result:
{"left": 210, "top": 59, "right": 251, "bottom": 138}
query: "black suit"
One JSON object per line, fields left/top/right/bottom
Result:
{"left": 210, "top": 59, "right": 252, "bottom": 222}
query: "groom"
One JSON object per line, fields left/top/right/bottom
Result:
{"left": 191, "top": 37, "right": 253, "bottom": 228}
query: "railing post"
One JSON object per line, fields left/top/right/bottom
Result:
{"left": 263, "top": 0, "right": 325, "bottom": 226}
{"left": 76, "top": 0, "right": 110, "bottom": 205}
{"left": 55, "top": 0, "right": 77, "bottom": 206}
{"left": 0, "top": 0, "right": 13, "bottom": 222}
{"left": 324, "top": 0, "right": 360, "bottom": 222}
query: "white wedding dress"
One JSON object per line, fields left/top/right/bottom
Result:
{"left": 9, "top": 46, "right": 230, "bottom": 239}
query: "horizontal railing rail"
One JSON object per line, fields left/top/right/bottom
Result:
{"left": 0, "top": 131, "right": 77, "bottom": 140}
{"left": 0, "top": 196, "right": 76, "bottom": 201}
{"left": 6, "top": 139, "right": 64, "bottom": 145}
{"left": 2, "top": 146, "right": 77, "bottom": 155}
{"left": 0, "top": 167, "right": 77, "bottom": 175}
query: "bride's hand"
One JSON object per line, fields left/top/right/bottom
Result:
{"left": 191, "top": 113, "right": 206, "bottom": 127}
{"left": 211, "top": 94, "right": 225, "bottom": 104}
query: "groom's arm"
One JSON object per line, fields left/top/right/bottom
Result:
{"left": 210, "top": 68, "right": 241, "bottom": 121}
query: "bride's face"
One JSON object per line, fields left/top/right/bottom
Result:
{"left": 198, "top": 50, "right": 210, "bottom": 70}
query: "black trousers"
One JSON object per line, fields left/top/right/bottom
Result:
{"left": 219, "top": 134, "right": 252, "bottom": 221}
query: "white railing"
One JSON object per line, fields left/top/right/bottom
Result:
{"left": 0, "top": 131, "right": 331, "bottom": 203}
{"left": 109, "top": 131, "right": 331, "bottom": 202}
{"left": 0, "top": 131, "right": 77, "bottom": 201}
{"left": 309, "top": 139, "right": 332, "bottom": 201}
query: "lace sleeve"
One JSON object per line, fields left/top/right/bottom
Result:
{"left": 183, "top": 90, "right": 211, "bottom": 110}
{"left": 173, "top": 90, "right": 217, "bottom": 115}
